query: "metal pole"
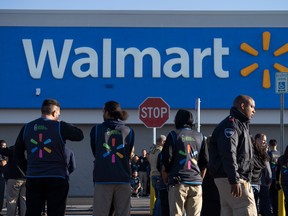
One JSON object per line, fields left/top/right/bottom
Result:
{"left": 153, "top": 127, "right": 156, "bottom": 144}
{"left": 197, "top": 98, "right": 201, "bottom": 132}
{"left": 280, "top": 93, "right": 285, "bottom": 153}
{"left": 150, "top": 127, "right": 157, "bottom": 215}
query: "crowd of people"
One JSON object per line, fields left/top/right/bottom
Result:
{"left": 128, "top": 95, "right": 284, "bottom": 216}
{"left": 0, "top": 95, "right": 288, "bottom": 216}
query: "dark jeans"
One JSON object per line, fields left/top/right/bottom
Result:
{"left": 270, "top": 180, "right": 278, "bottom": 216}
{"left": 259, "top": 185, "right": 273, "bottom": 216}
{"left": 159, "top": 188, "right": 169, "bottom": 216}
{"left": 152, "top": 176, "right": 161, "bottom": 216}
{"left": 25, "top": 178, "right": 69, "bottom": 216}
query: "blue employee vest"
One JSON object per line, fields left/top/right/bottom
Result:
{"left": 168, "top": 129, "right": 204, "bottom": 185}
{"left": 93, "top": 123, "right": 132, "bottom": 183}
{"left": 23, "top": 118, "right": 66, "bottom": 178}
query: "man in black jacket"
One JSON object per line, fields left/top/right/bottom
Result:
{"left": 209, "top": 95, "right": 257, "bottom": 216}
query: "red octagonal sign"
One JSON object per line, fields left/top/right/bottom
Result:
{"left": 139, "top": 97, "right": 170, "bottom": 128}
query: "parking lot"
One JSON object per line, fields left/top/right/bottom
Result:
{"left": 0, "top": 196, "right": 150, "bottom": 216}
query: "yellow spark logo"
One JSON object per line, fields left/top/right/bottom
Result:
{"left": 240, "top": 31, "right": 288, "bottom": 88}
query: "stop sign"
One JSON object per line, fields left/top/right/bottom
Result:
{"left": 139, "top": 97, "right": 170, "bottom": 128}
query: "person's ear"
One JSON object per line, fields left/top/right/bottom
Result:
{"left": 52, "top": 110, "right": 56, "bottom": 118}
{"left": 240, "top": 102, "right": 245, "bottom": 110}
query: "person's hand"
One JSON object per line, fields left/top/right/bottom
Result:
{"left": 275, "top": 182, "right": 282, "bottom": 191}
{"left": 0, "top": 160, "right": 7, "bottom": 167}
{"left": 231, "top": 183, "right": 242, "bottom": 198}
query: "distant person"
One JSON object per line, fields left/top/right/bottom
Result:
{"left": 0, "top": 143, "right": 26, "bottom": 216}
{"left": 251, "top": 133, "right": 271, "bottom": 215}
{"left": 139, "top": 149, "right": 149, "bottom": 196}
{"left": 147, "top": 135, "right": 166, "bottom": 216}
{"left": 14, "top": 98, "right": 84, "bottom": 216}
{"left": 90, "top": 100, "right": 135, "bottom": 216}
{"left": 209, "top": 95, "right": 257, "bottom": 216}
{"left": 268, "top": 139, "right": 280, "bottom": 216}
{"left": 162, "top": 109, "right": 208, "bottom": 216}
{"left": 130, "top": 170, "right": 142, "bottom": 198}
{"left": 276, "top": 145, "right": 288, "bottom": 214}
{"left": 0, "top": 140, "right": 8, "bottom": 216}
{"left": 131, "top": 155, "right": 140, "bottom": 173}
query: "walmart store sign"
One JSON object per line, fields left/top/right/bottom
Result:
{"left": 0, "top": 27, "right": 287, "bottom": 108}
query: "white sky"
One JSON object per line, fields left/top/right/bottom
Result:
{"left": 1, "top": 0, "right": 288, "bottom": 11}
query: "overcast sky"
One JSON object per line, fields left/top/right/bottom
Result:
{"left": 1, "top": 0, "right": 288, "bottom": 10}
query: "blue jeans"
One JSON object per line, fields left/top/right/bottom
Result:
{"left": 252, "top": 184, "right": 260, "bottom": 213}
{"left": 152, "top": 176, "right": 161, "bottom": 216}
{"left": 259, "top": 185, "right": 273, "bottom": 216}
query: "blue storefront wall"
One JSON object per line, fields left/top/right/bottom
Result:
{"left": 0, "top": 27, "right": 287, "bottom": 109}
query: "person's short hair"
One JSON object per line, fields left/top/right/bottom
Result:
{"left": 104, "top": 100, "right": 128, "bottom": 121}
{"left": 174, "top": 109, "right": 194, "bottom": 129}
{"left": 269, "top": 139, "right": 277, "bottom": 147}
{"left": 41, "top": 99, "right": 60, "bottom": 115}
{"left": 233, "top": 95, "right": 253, "bottom": 108}
{"left": 156, "top": 135, "right": 166, "bottom": 144}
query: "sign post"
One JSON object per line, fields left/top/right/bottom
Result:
{"left": 139, "top": 96, "right": 170, "bottom": 144}
{"left": 275, "top": 72, "right": 288, "bottom": 153}
{"left": 275, "top": 72, "right": 288, "bottom": 216}
{"left": 138, "top": 97, "right": 170, "bottom": 214}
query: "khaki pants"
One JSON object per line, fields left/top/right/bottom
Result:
{"left": 139, "top": 171, "right": 148, "bottom": 195}
{"left": 214, "top": 178, "right": 257, "bottom": 216}
{"left": 93, "top": 184, "right": 130, "bottom": 216}
{"left": 168, "top": 184, "right": 202, "bottom": 216}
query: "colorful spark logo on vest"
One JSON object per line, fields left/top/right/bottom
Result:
{"left": 178, "top": 135, "right": 198, "bottom": 169}
{"left": 240, "top": 31, "right": 288, "bottom": 89}
{"left": 30, "top": 133, "right": 52, "bottom": 158}
{"left": 103, "top": 130, "right": 125, "bottom": 163}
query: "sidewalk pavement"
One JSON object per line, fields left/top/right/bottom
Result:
{"left": 66, "top": 196, "right": 151, "bottom": 215}
{"left": 0, "top": 196, "right": 151, "bottom": 216}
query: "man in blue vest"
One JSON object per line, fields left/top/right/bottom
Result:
{"left": 14, "top": 98, "right": 84, "bottom": 216}
{"left": 161, "top": 109, "right": 208, "bottom": 216}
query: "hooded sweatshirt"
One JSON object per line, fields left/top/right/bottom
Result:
{"left": 90, "top": 119, "right": 135, "bottom": 183}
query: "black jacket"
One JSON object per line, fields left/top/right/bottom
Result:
{"left": 209, "top": 107, "right": 254, "bottom": 184}
{"left": 0, "top": 146, "right": 25, "bottom": 180}
{"left": 251, "top": 144, "right": 266, "bottom": 185}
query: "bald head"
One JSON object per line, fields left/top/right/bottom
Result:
{"left": 233, "top": 95, "right": 252, "bottom": 108}
{"left": 233, "top": 95, "right": 256, "bottom": 119}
